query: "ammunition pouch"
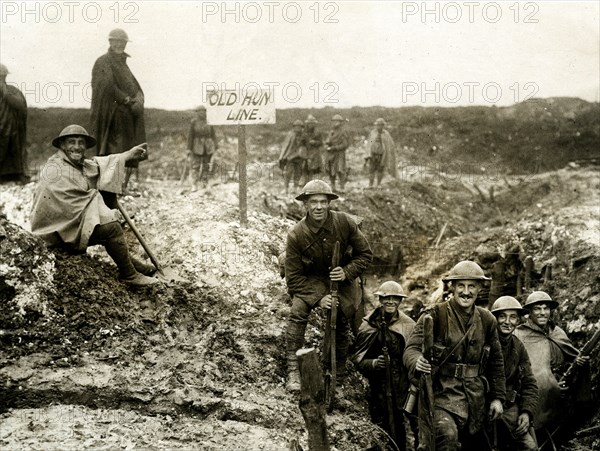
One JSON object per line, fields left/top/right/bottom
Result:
{"left": 431, "top": 343, "right": 446, "bottom": 365}
{"left": 505, "top": 389, "right": 518, "bottom": 405}
{"left": 439, "top": 362, "right": 480, "bottom": 379}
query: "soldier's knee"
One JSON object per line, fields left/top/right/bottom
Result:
{"left": 434, "top": 410, "right": 460, "bottom": 443}
{"left": 289, "top": 298, "right": 310, "bottom": 324}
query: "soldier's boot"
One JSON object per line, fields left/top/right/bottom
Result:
{"left": 369, "top": 173, "right": 375, "bottom": 187}
{"left": 286, "top": 353, "right": 301, "bottom": 392}
{"left": 376, "top": 172, "right": 384, "bottom": 186}
{"left": 335, "top": 331, "right": 350, "bottom": 382}
{"left": 285, "top": 322, "right": 306, "bottom": 392}
{"left": 105, "top": 235, "right": 159, "bottom": 287}
{"left": 130, "top": 256, "right": 157, "bottom": 276}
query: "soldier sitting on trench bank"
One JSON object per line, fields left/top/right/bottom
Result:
{"left": 30, "top": 125, "right": 158, "bottom": 287}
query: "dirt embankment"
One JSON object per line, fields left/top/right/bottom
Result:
{"left": 1, "top": 180, "right": 390, "bottom": 450}
{"left": 1, "top": 160, "right": 599, "bottom": 449}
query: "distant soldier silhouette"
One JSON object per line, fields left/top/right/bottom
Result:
{"left": 324, "top": 114, "right": 350, "bottom": 192}
{"left": 0, "top": 63, "right": 28, "bottom": 184}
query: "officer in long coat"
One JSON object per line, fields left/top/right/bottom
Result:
{"left": 404, "top": 261, "right": 506, "bottom": 451}
{"left": 0, "top": 64, "right": 28, "bottom": 184}
{"left": 90, "top": 29, "right": 146, "bottom": 191}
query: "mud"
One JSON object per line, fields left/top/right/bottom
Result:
{"left": 1, "top": 138, "right": 599, "bottom": 449}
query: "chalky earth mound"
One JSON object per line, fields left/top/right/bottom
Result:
{"left": 1, "top": 159, "right": 599, "bottom": 449}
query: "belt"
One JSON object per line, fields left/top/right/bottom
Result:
{"left": 439, "top": 363, "right": 480, "bottom": 378}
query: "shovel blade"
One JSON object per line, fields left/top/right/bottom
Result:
{"left": 155, "top": 267, "right": 187, "bottom": 284}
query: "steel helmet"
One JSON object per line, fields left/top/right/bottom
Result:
{"left": 295, "top": 179, "right": 339, "bottom": 201}
{"left": 523, "top": 291, "right": 559, "bottom": 310}
{"left": 108, "top": 28, "right": 130, "bottom": 42}
{"left": 0, "top": 64, "right": 9, "bottom": 76}
{"left": 52, "top": 125, "right": 97, "bottom": 149}
{"left": 292, "top": 119, "right": 304, "bottom": 127}
{"left": 491, "top": 296, "right": 527, "bottom": 316}
{"left": 331, "top": 114, "right": 344, "bottom": 122}
{"left": 374, "top": 281, "right": 407, "bottom": 298}
{"left": 374, "top": 118, "right": 386, "bottom": 126}
{"left": 442, "top": 260, "right": 491, "bottom": 282}
{"left": 305, "top": 114, "right": 318, "bottom": 124}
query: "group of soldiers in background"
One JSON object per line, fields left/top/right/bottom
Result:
{"left": 284, "top": 179, "right": 593, "bottom": 451}
{"left": 278, "top": 114, "right": 349, "bottom": 194}
{"left": 279, "top": 114, "right": 399, "bottom": 195}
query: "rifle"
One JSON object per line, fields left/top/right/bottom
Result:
{"left": 559, "top": 327, "right": 600, "bottom": 388}
{"left": 324, "top": 240, "right": 341, "bottom": 413}
{"left": 380, "top": 314, "right": 397, "bottom": 444}
{"left": 404, "top": 314, "right": 433, "bottom": 414}
{"left": 417, "top": 314, "right": 436, "bottom": 451}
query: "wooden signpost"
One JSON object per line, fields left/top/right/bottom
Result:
{"left": 205, "top": 88, "right": 276, "bottom": 226}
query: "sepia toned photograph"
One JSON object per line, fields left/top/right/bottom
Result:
{"left": 1, "top": 1, "right": 599, "bottom": 450}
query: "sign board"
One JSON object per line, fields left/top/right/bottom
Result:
{"left": 206, "top": 89, "right": 276, "bottom": 125}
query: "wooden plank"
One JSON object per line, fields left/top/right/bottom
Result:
{"left": 297, "top": 348, "right": 330, "bottom": 451}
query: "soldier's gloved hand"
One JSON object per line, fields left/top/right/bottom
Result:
{"left": 373, "top": 355, "right": 387, "bottom": 369}
{"left": 514, "top": 412, "right": 531, "bottom": 436}
{"left": 329, "top": 266, "right": 347, "bottom": 282}
{"left": 575, "top": 354, "right": 590, "bottom": 366}
{"left": 488, "top": 399, "right": 503, "bottom": 421}
{"left": 318, "top": 294, "right": 338, "bottom": 310}
{"left": 415, "top": 355, "right": 431, "bottom": 374}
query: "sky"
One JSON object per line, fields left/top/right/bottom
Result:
{"left": 1, "top": 1, "right": 599, "bottom": 110}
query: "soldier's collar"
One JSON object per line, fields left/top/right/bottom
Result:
{"left": 305, "top": 210, "right": 332, "bottom": 233}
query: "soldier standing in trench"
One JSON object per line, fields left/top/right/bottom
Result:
{"left": 352, "top": 281, "right": 416, "bottom": 450}
{"left": 489, "top": 296, "right": 538, "bottom": 451}
{"left": 514, "top": 291, "right": 591, "bottom": 448}
{"left": 284, "top": 180, "right": 372, "bottom": 392}
{"left": 403, "top": 260, "right": 506, "bottom": 451}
